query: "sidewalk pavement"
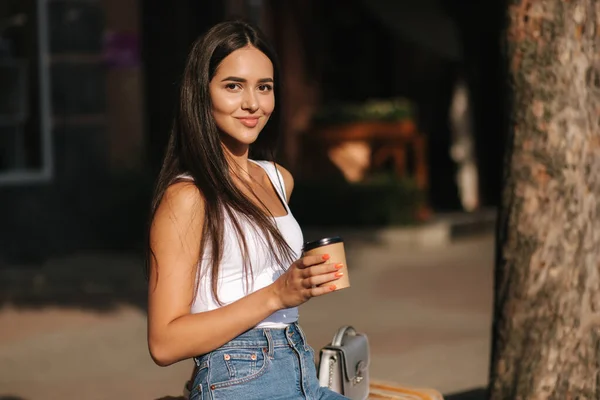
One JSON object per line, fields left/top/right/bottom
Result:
{"left": 0, "top": 226, "right": 495, "bottom": 400}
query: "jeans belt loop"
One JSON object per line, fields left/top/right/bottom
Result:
{"left": 264, "top": 328, "right": 274, "bottom": 357}
{"left": 294, "top": 322, "right": 309, "bottom": 351}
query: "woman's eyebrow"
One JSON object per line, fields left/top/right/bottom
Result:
{"left": 220, "top": 76, "right": 274, "bottom": 83}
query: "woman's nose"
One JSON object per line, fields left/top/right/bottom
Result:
{"left": 241, "top": 91, "right": 259, "bottom": 112}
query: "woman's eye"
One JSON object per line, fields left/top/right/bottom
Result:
{"left": 225, "top": 83, "right": 241, "bottom": 90}
{"left": 258, "top": 84, "right": 273, "bottom": 92}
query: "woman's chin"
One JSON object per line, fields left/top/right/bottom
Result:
{"left": 220, "top": 132, "right": 260, "bottom": 154}
{"left": 233, "top": 131, "right": 261, "bottom": 143}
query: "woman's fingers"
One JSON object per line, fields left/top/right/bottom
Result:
{"left": 308, "top": 282, "right": 339, "bottom": 297}
{"left": 295, "top": 254, "right": 331, "bottom": 269}
{"left": 296, "top": 261, "right": 344, "bottom": 288}
{"left": 273, "top": 255, "right": 342, "bottom": 309}
{"left": 301, "top": 262, "right": 343, "bottom": 279}
{"left": 302, "top": 270, "right": 343, "bottom": 288}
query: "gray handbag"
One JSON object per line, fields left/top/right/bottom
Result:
{"left": 317, "top": 326, "right": 370, "bottom": 400}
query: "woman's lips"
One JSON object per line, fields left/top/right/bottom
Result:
{"left": 237, "top": 117, "right": 259, "bottom": 128}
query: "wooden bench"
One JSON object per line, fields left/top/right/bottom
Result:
{"left": 368, "top": 380, "right": 444, "bottom": 399}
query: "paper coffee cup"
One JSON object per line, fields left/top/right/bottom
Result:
{"left": 302, "top": 236, "right": 350, "bottom": 291}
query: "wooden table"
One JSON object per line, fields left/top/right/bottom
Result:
{"left": 307, "top": 120, "right": 428, "bottom": 190}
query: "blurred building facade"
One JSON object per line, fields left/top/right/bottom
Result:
{"left": 0, "top": 0, "right": 505, "bottom": 264}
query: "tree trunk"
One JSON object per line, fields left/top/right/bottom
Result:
{"left": 489, "top": 0, "right": 600, "bottom": 398}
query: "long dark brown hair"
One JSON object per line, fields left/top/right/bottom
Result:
{"left": 146, "top": 20, "right": 295, "bottom": 304}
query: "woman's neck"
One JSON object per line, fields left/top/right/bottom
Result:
{"left": 222, "top": 142, "right": 253, "bottom": 183}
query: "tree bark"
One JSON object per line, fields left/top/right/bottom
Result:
{"left": 489, "top": 0, "right": 600, "bottom": 398}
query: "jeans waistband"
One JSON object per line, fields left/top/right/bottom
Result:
{"left": 194, "top": 322, "right": 309, "bottom": 365}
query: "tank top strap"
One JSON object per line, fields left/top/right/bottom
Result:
{"left": 250, "top": 160, "right": 289, "bottom": 205}
{"left": 174, "top": 164, "right": 287, "bottom": 207}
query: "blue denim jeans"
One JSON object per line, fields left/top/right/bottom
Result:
{"left": 189, "top": 322, "right": 348, "bottom": 399}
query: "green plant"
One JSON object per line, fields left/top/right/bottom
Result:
{"left": 312, "top": 97, "right": 416, "bottom": 126}
{"left": 290, "top": 176, "right": 425, "bottom": 227}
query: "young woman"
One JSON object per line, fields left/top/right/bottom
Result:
{"left": 146, "top": 20, "right": 347, "bottom": 399}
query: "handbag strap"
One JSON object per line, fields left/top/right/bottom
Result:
{"left": 331, "top": 325, "right": 356, "bottom": 346}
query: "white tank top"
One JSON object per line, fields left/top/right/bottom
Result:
{"left": 177, "top": 160, "right": 304, "bottom": 328}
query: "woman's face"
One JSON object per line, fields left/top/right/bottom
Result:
{"left": 209, "top": 45, "right": 275, "bottom": 150}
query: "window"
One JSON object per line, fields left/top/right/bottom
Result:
{"left": 0, "top": 0, "right": 52, "bottom": 184}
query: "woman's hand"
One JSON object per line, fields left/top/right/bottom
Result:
{"left": 268, "top": 254, "right": 344, "bottom": 310}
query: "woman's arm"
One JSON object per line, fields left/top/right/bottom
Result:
{"left": 147, "top": 181, "right": 340, "bottom": 367}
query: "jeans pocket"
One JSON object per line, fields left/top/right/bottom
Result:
{"left": 210, "top": 347, "right": 270, "bottom": 389}
{"left": 190, "top": 360, "right": 209, "bottom": 400}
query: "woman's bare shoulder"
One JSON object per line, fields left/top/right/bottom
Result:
{"left": 154, "top": 181, "right": 205, "bottom": 229}
{"left": 274, "top": 163, "right": 294, "bottom": 201}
